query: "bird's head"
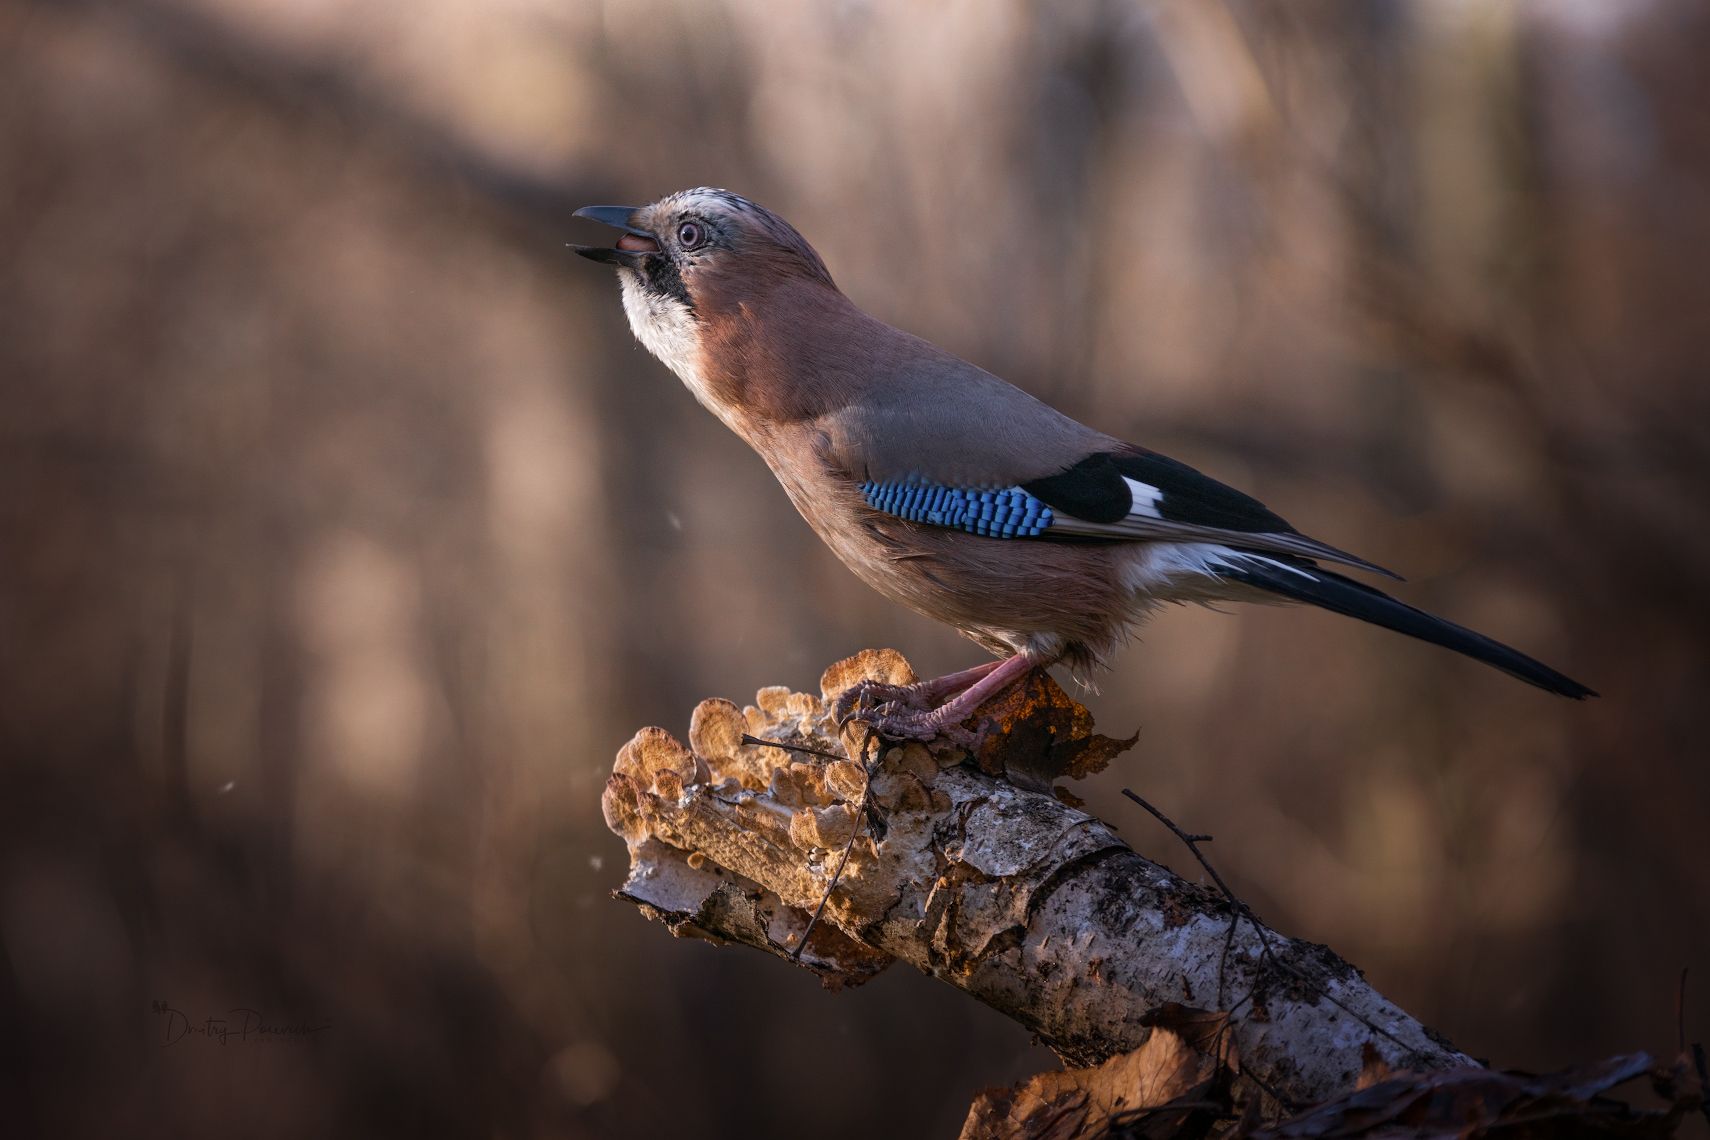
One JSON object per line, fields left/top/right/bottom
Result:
{"left": 572, "top": 188, "right": 844, "bottom": 424}
{"left": 575, "top": 186, "right": 833, "bottom": 319}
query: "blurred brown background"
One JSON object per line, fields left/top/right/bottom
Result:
{"left": 2, "top": 1, "right": 1706, "bottom": 1137}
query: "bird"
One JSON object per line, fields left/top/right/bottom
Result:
{"left": 573, "top": 187, "right": 1594, "bottom": 742}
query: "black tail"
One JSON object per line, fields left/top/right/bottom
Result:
{"left": 1221, "top": 556, "right": 1597, "bottom": 699}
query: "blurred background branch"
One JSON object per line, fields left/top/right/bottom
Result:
{"left": 40, "top": 0, "right": 601, "bottom": 232}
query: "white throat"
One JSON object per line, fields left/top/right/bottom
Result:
{"left": 618, "top": 272, "right": 740, "bottom": 432}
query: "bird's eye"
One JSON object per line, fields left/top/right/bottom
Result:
{"left": 676, "top": 221, "right": 706, "bottom": 250}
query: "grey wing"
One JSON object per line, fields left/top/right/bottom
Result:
{"left": 820, "top": 353, "right": 1394, "bottom": 576}
{"left": 822, "top": 353, "right": 1118, "bottom": 487}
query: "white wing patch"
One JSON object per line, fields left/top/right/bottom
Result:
{"left": 1124, "top": 476, "right": 1163, "bottom": 520}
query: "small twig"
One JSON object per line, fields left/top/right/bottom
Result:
{"left": 1119, "top": 788, "right": 1254, "bottom": 1012}
{"left": 741, "top": 733, "right": 846, "bottom": 763}
{"left": 1194, "top": 1007, "right": 1302, "bottom": 1120}
{"left": 1123, "top": 787, "right": 1275, "bottom": 1021}
{"left": 1123, "top": 788, "right": 1260, "bottom": 1003}
{"left": 789, "top": 728, "right": 880, "bottom": 962}
{"left": 1218, "top": 917, "right": 1240, "bottom": 1009}
{"left": 1120, "top": 787, "right": 1417, "bottom": 1058}
{"left": 1120, "top": 789, "right": 1234, "bottom": 901}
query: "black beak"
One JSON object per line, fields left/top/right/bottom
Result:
{"left": 571, "top": 205, "right": 659, "bottom": 268}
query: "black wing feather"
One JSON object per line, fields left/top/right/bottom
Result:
{"left": 1112, "top": 447, "right": 1295, "bottom": 533}
{"left": 1221, "top": 556, "right": 1596, "bottom": 699}
{"left": 1021, "top": 447, "right": 1399, "bottom": 578}
{"left": 1019, "top": 452, "right": 1132, "bottom": 523}
{"left": 1021, "top": 447, "right": 1300, "bottom": 535}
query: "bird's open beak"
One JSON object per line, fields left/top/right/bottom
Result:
{"left": 571, "top": 205, "right": 660, "bottom": 267}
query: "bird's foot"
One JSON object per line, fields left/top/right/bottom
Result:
{"left": 856, "top": 708, "right": 986, "bottom": 748}
{"left": 832, "top": 681, "right": 986, "bottom": 747}
{"left": 830, "top": 679, "right": 931, "bottom": 727}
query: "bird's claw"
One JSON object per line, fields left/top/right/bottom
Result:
{"left": 831, "top": 679, "right": 922, "bottom": 729}
{"left": 830, "top": 680, "right": 989, "bottom": 748}
{"left": 864, "top": 713, "right": 987, "bottom": 748}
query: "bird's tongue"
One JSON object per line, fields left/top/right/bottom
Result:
{"left": 616, "top": 232, "right": 660, "bottom": 253}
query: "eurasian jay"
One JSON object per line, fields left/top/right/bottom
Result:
{"left": 574, "top": 187, "right": 1594, "bottom": 741}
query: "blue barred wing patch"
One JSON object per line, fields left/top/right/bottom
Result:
{"left": 858, "top": 478, "right": 1054, "bottom": 539}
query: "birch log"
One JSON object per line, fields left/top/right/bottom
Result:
{"left": 602, "top": 650, "right": 1471, "bottom": 1108}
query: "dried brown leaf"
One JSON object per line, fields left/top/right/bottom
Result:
{"left": 1352, "top": 1043, "right": 1392, "bottom": 1091}
{"left": 972, "top": 670, "right": 1138, "bottom": 793}
{"left": 961, "top": 1006, "right": 1237, "bottom": 1140}
{"left": 1139, "top": 1004, "right": 1237, "bottom": 1069}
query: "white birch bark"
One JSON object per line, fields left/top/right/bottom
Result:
{"left": 602, "top": 651, "right": 1470, "bottom": 1107}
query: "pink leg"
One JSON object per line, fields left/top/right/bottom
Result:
{"left": 832, "top": 658, "right": 1003, "bottom": 722}
{"left": 835, "top": 652, "right": 1040, "bottom": 743}
{"left": 913, "top": 658, "right": 1004, "bottom": 703}
{"left": 915, "top": 653, "right": 1035, "bottom": 733}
